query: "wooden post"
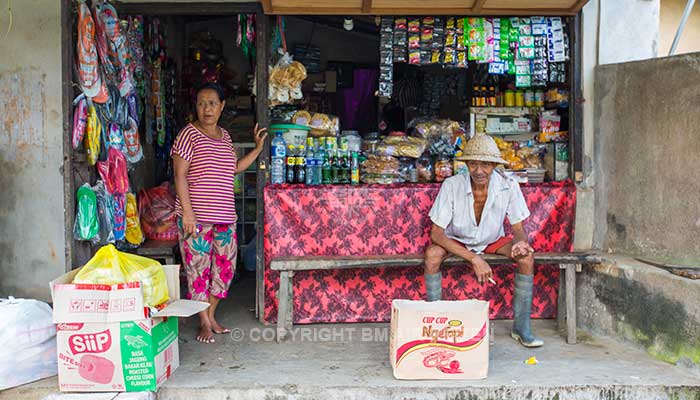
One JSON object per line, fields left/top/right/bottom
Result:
{"left": 565, "top": 264, "right": 577, "bottom": 344}
{"left": 276, "top": 271, "right": 294, "bottom": 342}
{"left": 255, "top": 11, "right": 271, "bottom": 322}
{"left": 557, "top": 267, "right": 566, "bottom": 333}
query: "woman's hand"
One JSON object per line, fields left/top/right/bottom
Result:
{"left": 253, "top": 123, "right": 268, "bottom": 151}
{"left": 182, "top": 210, "right": 198, "bottom": 236}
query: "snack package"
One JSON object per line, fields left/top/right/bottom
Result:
{"left": 308, "top": 113, "right": 340, "bottom": 137}
{"left": 85, "top": 103, "right": 102, "bottom": 166}
{"left": 268, "top": 51, "right": 307, "bottom": 106}
{"left": 74, "top": 183, "right": 100, "bottom": 243}
{"left": 73, "top": 244, "right": 169, "bottom": 307}
{"left": 375, "top": 136, "right": 428, "bottom": 159}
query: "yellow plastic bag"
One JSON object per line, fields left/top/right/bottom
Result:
{"left": 73, "top": 244, "right": 169, "bottom": 307}
{"left": 125, "top": 193, "right": 144, "bottom": 245}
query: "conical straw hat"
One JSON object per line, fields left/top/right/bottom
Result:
{"left": 456, "top": 133, "right": 508, "bottom": 164}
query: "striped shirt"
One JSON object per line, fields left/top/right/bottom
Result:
{"left": 171, "top": 123, "right": 238, "bottom": 224}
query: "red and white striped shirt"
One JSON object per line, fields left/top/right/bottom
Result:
{"left": 171, "top": 123, "right": 238, "bottom": 224}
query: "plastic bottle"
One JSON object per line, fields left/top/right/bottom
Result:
{"left": 322, "top": 149, "right": 332, "bottom": 184}
{"left": 296, "top": 145, "right": 306, "bottom": 184}
{"left": 270, "top": 131, "right": 287, "bottom": 184}
{"left": 305, "top": 142, "right": 315, "bottom": 185}
{"left": 350, "top": 151, "right": 360, "bottom": 185}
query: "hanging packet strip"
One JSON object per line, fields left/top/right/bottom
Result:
{"left": 112, "top": 193, "right": 126, "bottom": 241}
{"left": 547, "top": 17, "right": 566, "bottom": 62}
{"left": 467, "top": 17, "right": 485, "bottom": 61}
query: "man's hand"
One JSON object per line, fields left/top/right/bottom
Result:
{"left": 471, "top": 256, "right": 493, "bottom": 284}
{"left": 511, "top": 241, "right": 534, "bottom": 260}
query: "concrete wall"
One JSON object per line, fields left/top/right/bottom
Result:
{"left": 594, "top": 53, "right": 700, "bottom": 263}
{"left": 578, "top": 256, "right": 700, "bottom": 374}
{"left": 660, "top": 0, "right": 700, "bottom": 56}
{"left": 0, "top": 0, "right": 65, "bottom": 301}
{"left": 576, "top": 0, "right": 661, "bottom": 250}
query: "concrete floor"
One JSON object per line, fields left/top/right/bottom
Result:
{"left": 4, "top": 273, "right": 700, "bottom": 400}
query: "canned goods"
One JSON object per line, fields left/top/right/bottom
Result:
{"left": 504, "top": 90, "right": 515, "bottom": 107}
{"left": 534, "top": 90, "right": 545, "bottom": 107}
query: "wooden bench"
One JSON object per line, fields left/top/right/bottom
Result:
{"left": 135, "top": 239, "right": 179, "bottom": 265}
{"left": 271, "top": 252, "right": 603, "bottom": 344}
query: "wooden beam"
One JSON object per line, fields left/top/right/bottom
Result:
{"left": 266, "top": 6, "right": 575, "bottom": 16}
{"left": 472, "top": 0, "right": 487, "bottom": 13}
{"left": 362, "top": 0, "right": 373, "bottom": 13}
{"left": 570, "top": 0, "right": 591, "bottom": 13}
{"left": 261, "top": 0, "right": 273, "bottom": 14}
{"left": 113, "top": 2, "right": 261, "bottom": 15}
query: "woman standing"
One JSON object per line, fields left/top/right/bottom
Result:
{"left": 171, "top": 83, "right": 267, "bottom": 344}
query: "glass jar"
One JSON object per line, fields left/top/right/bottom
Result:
{"left": 435, "top": 155, "right": 454, "bottom": 183}
{"left": 416, "top": 154, "right": 434, "bottom": 183}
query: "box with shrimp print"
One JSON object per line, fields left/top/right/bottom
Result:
{"left": 389, "top": 299, "right": 490, "bottom": 380}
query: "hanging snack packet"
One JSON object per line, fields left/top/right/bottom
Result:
{"left": 125, "top": 192, "right": 145, "bottom": 245}
{"left": 74, "top": 183, "right": 100, "bottom": 243}
{"left": 467, "top": 17, "right": 485, "bottom": 61}
{"left": 113, "top": 193, "right": 126, "bottom": 241}
{"left": 408, "top": 18, "right": 421, "bottom": 33}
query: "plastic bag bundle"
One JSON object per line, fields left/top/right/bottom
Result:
{"left": 0, "top": 298, "right": 57, "bottom": 390}
{"left": 73, "top": 183, "right": 100, "bottom": 243}
{"left": 94, "top": 181, "right": 115, "bottom": 244}
{"left": 73, "top": 244, "right": 169, "bottom": 307}
{"left": 125, "top": 192, "right": 144, "bottom": 245}
{"left": 139, "top": 182, "right": 178, "bottom": 241}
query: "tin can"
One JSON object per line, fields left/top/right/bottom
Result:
{"left": 515, "top": 90, "right": 525, "bottom": 107}
{"left": 524, "top": 90, "right": 535, "bottom": 107}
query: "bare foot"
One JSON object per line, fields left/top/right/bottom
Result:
{"left": 196, "top": 325, "right": 215, "bottom": 343}
{"left": 210, "top": 319, "right": 231, "bottom": 334}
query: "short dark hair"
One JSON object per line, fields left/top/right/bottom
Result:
{"left": 196, "top": 82, "right": 225, "bottom": 102}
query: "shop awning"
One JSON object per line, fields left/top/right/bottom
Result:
{"left": 260, "top": 0, "right": 590, "bottom": 16}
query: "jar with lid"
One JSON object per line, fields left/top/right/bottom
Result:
{"left": 398, "top": 157, "right": 418, "bottom": 183}
{"left": 435, "top": 155, "right": 454, "bottom": 183}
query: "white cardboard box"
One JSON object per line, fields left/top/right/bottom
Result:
{"left": 389, "top": 299, "right": 489, "bottom": 380}
{"left": 51, "top": 265, "right": 208, "bottom": 392}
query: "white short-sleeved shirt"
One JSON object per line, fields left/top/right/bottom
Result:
{"left": 429, "top": 171, "right": 530, "bottom": 253}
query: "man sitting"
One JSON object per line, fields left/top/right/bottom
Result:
{"left": 424, "top": 133, "right": 543, "bottom": 348}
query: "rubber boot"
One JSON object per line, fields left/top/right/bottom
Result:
{"left": 425, "top": 272, "right": 442, "bottom": 302}
{"left": 511, "top": 273, "right": 544, "bottom": 347}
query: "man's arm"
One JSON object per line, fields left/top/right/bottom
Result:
{"left": 430, "top": 224, "right": 493, "bottom": 284}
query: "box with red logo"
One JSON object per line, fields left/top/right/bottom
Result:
{"left": 389, "top": 299, "right": 489, "bottom": 380}
{"left": 50, "top": 265, "right": 208, "bottom": 392}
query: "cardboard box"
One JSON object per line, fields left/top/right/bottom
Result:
{"left": 389, "top": 299, "right": 489, "bottom": 380}
{"left": 51, "top": 265, "right": 208, "bottom": 392}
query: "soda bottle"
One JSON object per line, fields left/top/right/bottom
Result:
{"left": 286, "top": 145, "right": 296, "bottom": 184}
{"left": 331, "top": 149, "right": 339, "bottom": 184}
{"left": 270, "top": 131, "right": 287, "bottom": 184}
{"left": 296, "top": 145, "right": 306, "bottom": 184}
{"left": 350, "top": 151, "right": 360, "bottom": 185}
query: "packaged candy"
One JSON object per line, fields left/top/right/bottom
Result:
{"left": 409, "top": 50, "right": 421, "bottom": 65}
{"left": 409, "top": 34, "right": 421, "bottom": 49}
{"left": 395, "top": 18, "right": 407, "bottom": 30}
{"left": 408, "top": 19, "right": 420, "bottom": 33}
{"left": 446, "top": 17, "right": 456, "bottom": 30}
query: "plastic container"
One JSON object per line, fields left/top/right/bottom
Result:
{"left": 270, "top": 123, "right": 311, "bottom": 149}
